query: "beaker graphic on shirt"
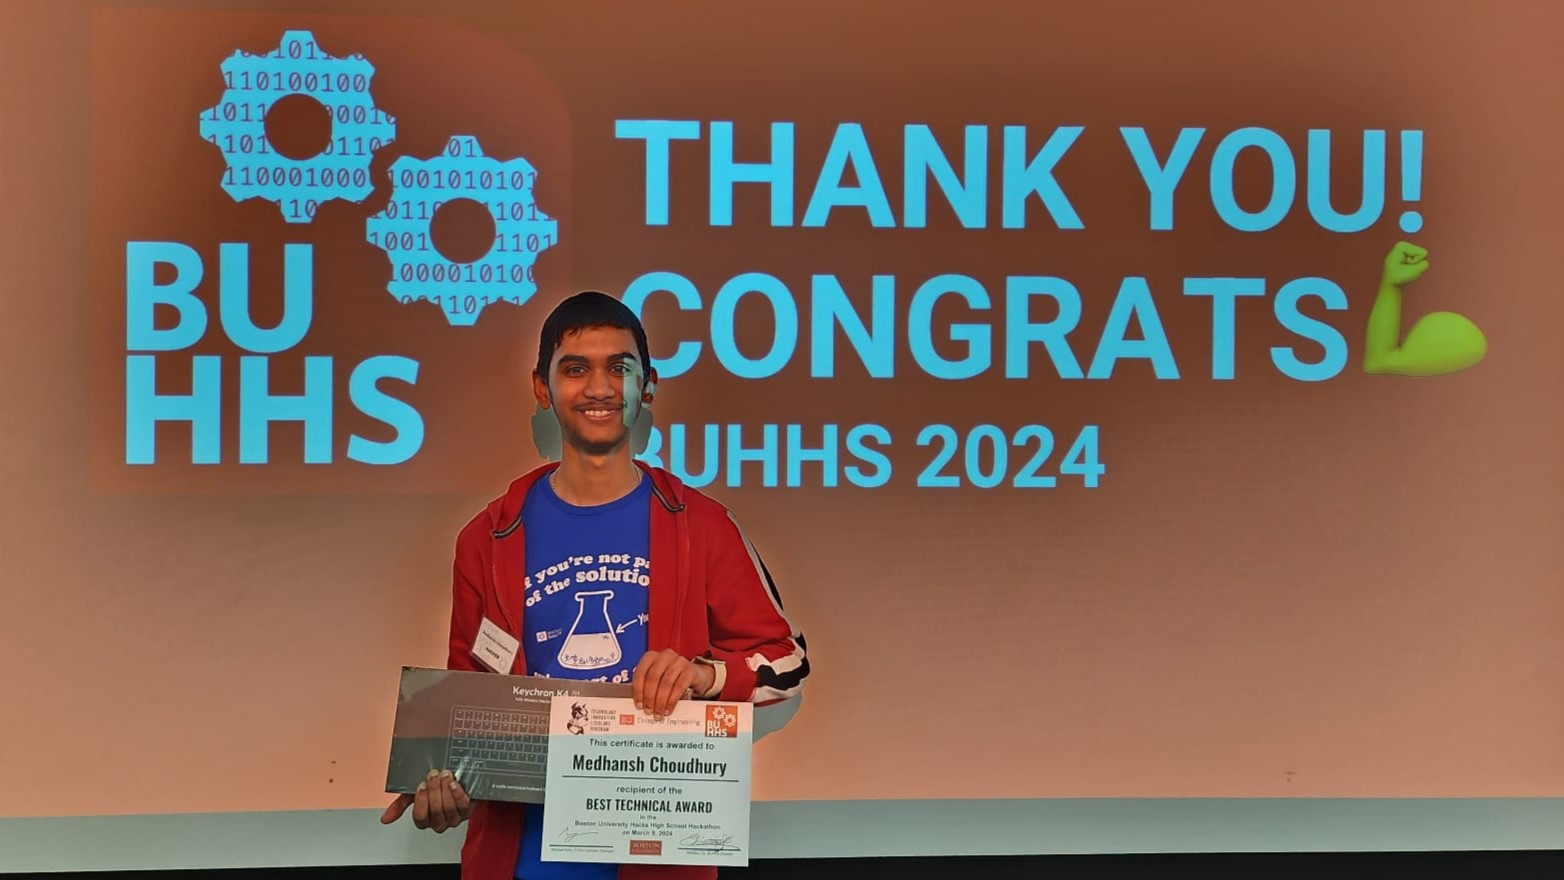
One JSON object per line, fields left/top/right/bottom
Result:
{"left": 557, "top": 590, "right": 622, "bottom": 670}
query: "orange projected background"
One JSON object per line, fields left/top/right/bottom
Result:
{"left": 2, "top": 0, "right": 1562, "bottom": 819}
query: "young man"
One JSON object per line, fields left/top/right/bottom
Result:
{"left": 382, "top": 291, "right": 810, "bottom": 880}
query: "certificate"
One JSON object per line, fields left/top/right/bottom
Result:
{"left": 540, "top": 695, "right": 752, "bottom": 867}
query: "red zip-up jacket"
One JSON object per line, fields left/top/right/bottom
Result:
{"left": 444, "top": 461, "right": 810, "bottom": 880}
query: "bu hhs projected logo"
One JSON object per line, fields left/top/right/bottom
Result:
{"left": 125, "top": 29, "right": 560, "bottom": 466}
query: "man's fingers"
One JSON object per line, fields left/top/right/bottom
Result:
{"left": 430, "top": 771, "right": 456, "bottom": 832}
{"left": 638, "top": 653, "right": 672, "bottom": 713}
{"left": 658, "top": 658, "right": 685, "bottom": 715}
{"left": 437, "top": 771, "right": 463, "bottom": 829}
{"left": 380, "top": 794, "right": 412, "bottom": 824}
{"left": 654, "top": 661, "right": 691, "bottom": 716}
{"left": 632, "top": 653, "right": 657, "bottom": 710}
{"left": 411, "top": 780, "right": 430, "bottom": 829}
{"left": 423, "top": 773, "right": 446, "bottom": 832}
{"left": 451, "top": 774, "right": 473, "bottom": 820}
{"left": 655, "top": 663, "right": 678, "bottom": 715}
{"left": 634, "top": 651, "right": 707, "bottom": 716}
{"left": 638, "top": 657, "right": 664, "bottom": 714}
{"left": 670, "top": 664, "right": 696, "bottom": 715}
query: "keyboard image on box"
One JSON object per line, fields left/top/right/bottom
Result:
{"left": 386, "top": 668, "right": 633, "bottom": 804}
{"left": 446, "top": 705, "right": 549, "bottom": 776}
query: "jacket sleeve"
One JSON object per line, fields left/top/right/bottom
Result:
{"left": 701, "top": 508, "right": 810, "bottom": 705}
{"left": 446, "top": 514, "right": 490, "bottom": 673}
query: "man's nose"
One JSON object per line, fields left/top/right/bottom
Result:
{"left": 585, "top": 368, "right": 615, "bottom": 398}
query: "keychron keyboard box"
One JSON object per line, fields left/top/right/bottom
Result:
{"left": 385, "top": 666, "right": 632, "bottom": 804}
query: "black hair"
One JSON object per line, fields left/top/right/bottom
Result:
{"left": 535, "top": 291, "right": 653, "bottom": 379}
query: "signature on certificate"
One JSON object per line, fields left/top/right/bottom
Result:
{"left": 557, "top": 828, "right": 600, "bottom": 844}
{"left": 679, "top": 832, "right": 741, "bottom": 854}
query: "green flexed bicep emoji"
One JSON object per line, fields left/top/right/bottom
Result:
{"left": 1363, "top": 242, "right": 1487, "bottom": 376}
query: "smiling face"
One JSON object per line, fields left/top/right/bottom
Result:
{"left": 534, "top": 325, "right": 654, "bottom": 459}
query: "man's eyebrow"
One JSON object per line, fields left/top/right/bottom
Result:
{"left": 557, "top": 352, "right": 640, "bottom": 364}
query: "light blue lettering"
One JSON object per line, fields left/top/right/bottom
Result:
{"left": 845, "top": 424, "right": 892, "bottom": 488}
{"left": 1087, "top": 277, "right": 1179, "bottom": 379}
{"left": 615, "top": 120, "right": 701, "bottom": 226}
{"left": 726, "top": 423, "right": 779, "bottom": 487}
{"left": 126, "top": 241, "right": 206, "bottom": 351}
{"left": 1121, "top": 127, "right": 1205, "bottom": 230}
{"left": 347, "top": 355, "right": 423, "bottom": 465}
{"left": 711, "top": 273, "right": 797, "bottom": 379}
{"left": 670, "top": 423, "right": 719, "bottom": 488}
{"left": 238, "top": 355, "right": 333, "bottom": 464}
{"left": 1272, "top": 277, "right": 1348, "bottom": 381}
{"left": 1210, "top": 127, "right": 1295, "bottom": 232}
{"left": 711, "top": 121, "right": 794, "bottom": 227}
{"left": 1183, "top": 277, "right": 1266, "bottom": 380}
{"left": 1004, "top": 276, "right": 1083, "bottom": 379}
{"left": 124, "top": 355, "right": 221, "bottom": 464}
{"left": 219, "top": 242, "right": 312, "bottom": 353}
{"left": 1307, "top": 129, "right": 1386, "bottom": 233}
{"left": 803, "top": 123, "right": 894, "bottom": 227}
{"left": 1001, "top": 126, "right": 1084, "bottom": 229}
{"left": 810, "top": 275, "right": 894, "bottom": 378}
{"left": 903, "top": 124, "right": 988, "bottom": 229}
{"left": 785, "top": 424, "right": 839, "bottom": 487}
{"left": 908, "top": 275, "right": 990, "bottom": 380}
{"left": 622, "top": 272, "right": 703, "bottom": 379}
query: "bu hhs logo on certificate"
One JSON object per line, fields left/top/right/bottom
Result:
{"left": 705, "top": 706, "right": 737, "bottom": 738}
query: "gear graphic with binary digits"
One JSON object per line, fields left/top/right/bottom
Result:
{"left": 199, "top": 29, "right": 397, "bottom": 223}
{"left": 365, "top": 135, "right": 559, "bottom": 326}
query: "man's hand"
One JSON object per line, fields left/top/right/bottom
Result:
{"left": 633, "top": 649, "right": 716, "bottom": 718}
{"left": 380, "top": 769, "right": 472, "bottom": 833}
{"left": 1382, "top": 241, "right": 1430, "bottom": 287}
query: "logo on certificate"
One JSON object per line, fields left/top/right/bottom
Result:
{"left": 705, "top": 705, "right": 738, "bottom": 738}
{"left": 630, "top": 840, "right": 663, "bottom": 856}
{"left": 619, "top": 713, "right": 637, "bottom": 726}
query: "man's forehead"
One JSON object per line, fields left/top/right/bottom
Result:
{"left": 552, "top": 326, "right": 641, "bottom": 361}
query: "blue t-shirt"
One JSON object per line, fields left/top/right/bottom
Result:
{"left": 515, "top": 472, "right": 651, "bottom": 880}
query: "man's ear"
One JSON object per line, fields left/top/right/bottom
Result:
{"left": 532, "top": 370, "right": 551, "bottom": 409}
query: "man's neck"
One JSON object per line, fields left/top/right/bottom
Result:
{"left": 551, "top": 449, "right": 641, "bottom": 506}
